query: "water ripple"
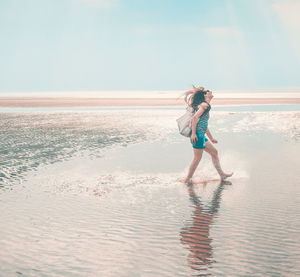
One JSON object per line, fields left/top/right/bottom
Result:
{"left": 0, "top": 109, "right": 300, "bottom": 276}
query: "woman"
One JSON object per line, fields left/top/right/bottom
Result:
{"left": 182, "top": 86, "right": 233, "bottom": 184}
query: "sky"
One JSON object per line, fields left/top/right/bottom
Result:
{"left": 0, "top": 0, "right": 300, "bottom": 92}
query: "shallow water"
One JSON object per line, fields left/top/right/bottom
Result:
{"left": 0, "top": 107, "right": 300, "bottom": 276}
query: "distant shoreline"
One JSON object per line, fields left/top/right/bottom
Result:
{"left": 0, "top": 97, "right": 299, "bottom": 107}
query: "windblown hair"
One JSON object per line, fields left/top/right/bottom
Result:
{"left": 183, "top": 89, "right": 210, "bottom": 113}
{"left": 183, "top": 85, "right": 203, "bottom": 106}
{"left": 181, "top": 86, "right": 211, "bottom": 114}
{"left": 190, "top": 89, "right": 208, "bottom": 111}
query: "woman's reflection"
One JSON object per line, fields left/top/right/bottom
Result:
{"left": 180, "top": 180, "right": 230, "bottom": 275}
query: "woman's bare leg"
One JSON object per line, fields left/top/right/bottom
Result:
{"left": 183, "top": 148, "right": 204, "bottom": 183}
{"left": 204, "top": 141, "right": 233, "bottom": 180}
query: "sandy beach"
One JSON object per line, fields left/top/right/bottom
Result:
{"left": 0, "top": 97, "right": 300, "bottom": 107}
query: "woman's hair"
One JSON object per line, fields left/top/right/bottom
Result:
{"left": 181, "top": 85, "right": 211, "bottom": 112}
{"left": 191, "top": 90, "right": 205, "bottom": 109}
{"left": 190, "top": 89, "right": 211, "bottom": 112}
{"left": 183, "top": 86, "right": 203, "bottom": 106}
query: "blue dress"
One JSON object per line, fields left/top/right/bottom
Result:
{"left": 190, "top": 103, "right": 210, "bottom": 149}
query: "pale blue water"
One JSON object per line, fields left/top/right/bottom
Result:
{"left": 0, "top": 105, "right": 299, "bottom": 276}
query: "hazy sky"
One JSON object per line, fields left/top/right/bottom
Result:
{"left": 1, "top": 0, "right": 300, "bottom": 92}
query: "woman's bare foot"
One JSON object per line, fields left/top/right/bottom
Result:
{"left": 220, "top": 172, "right": 233, "bottom": 180}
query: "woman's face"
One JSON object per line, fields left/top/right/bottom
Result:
{"left": 204, "top": 90, "right": 214, "bottom": 101}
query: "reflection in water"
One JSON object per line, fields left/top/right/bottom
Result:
{"left": 180, "top": 180, "right": 231, "bottom": 276}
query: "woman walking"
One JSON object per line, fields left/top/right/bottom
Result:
{"left": 182, "top": 86, "right": 233, "bottom": 184}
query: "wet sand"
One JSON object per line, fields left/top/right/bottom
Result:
{"left": 0, "top": 108, "right": 299, "bottom": 276}
{"left": 0, "top": 107, "right": 300, "bottom": 277}
{"left": 0, "top": 97, "right": 300, "bottom": 107}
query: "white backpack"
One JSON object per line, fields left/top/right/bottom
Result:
{"left": 176, "top": 106, "right": 195, "bottom": 137}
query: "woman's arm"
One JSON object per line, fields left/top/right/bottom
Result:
{"left": 191, "top": 116, "right": 198, "bottom": 136}
{"left": 206, "top": 128, "right": 218, "bottom": 143}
